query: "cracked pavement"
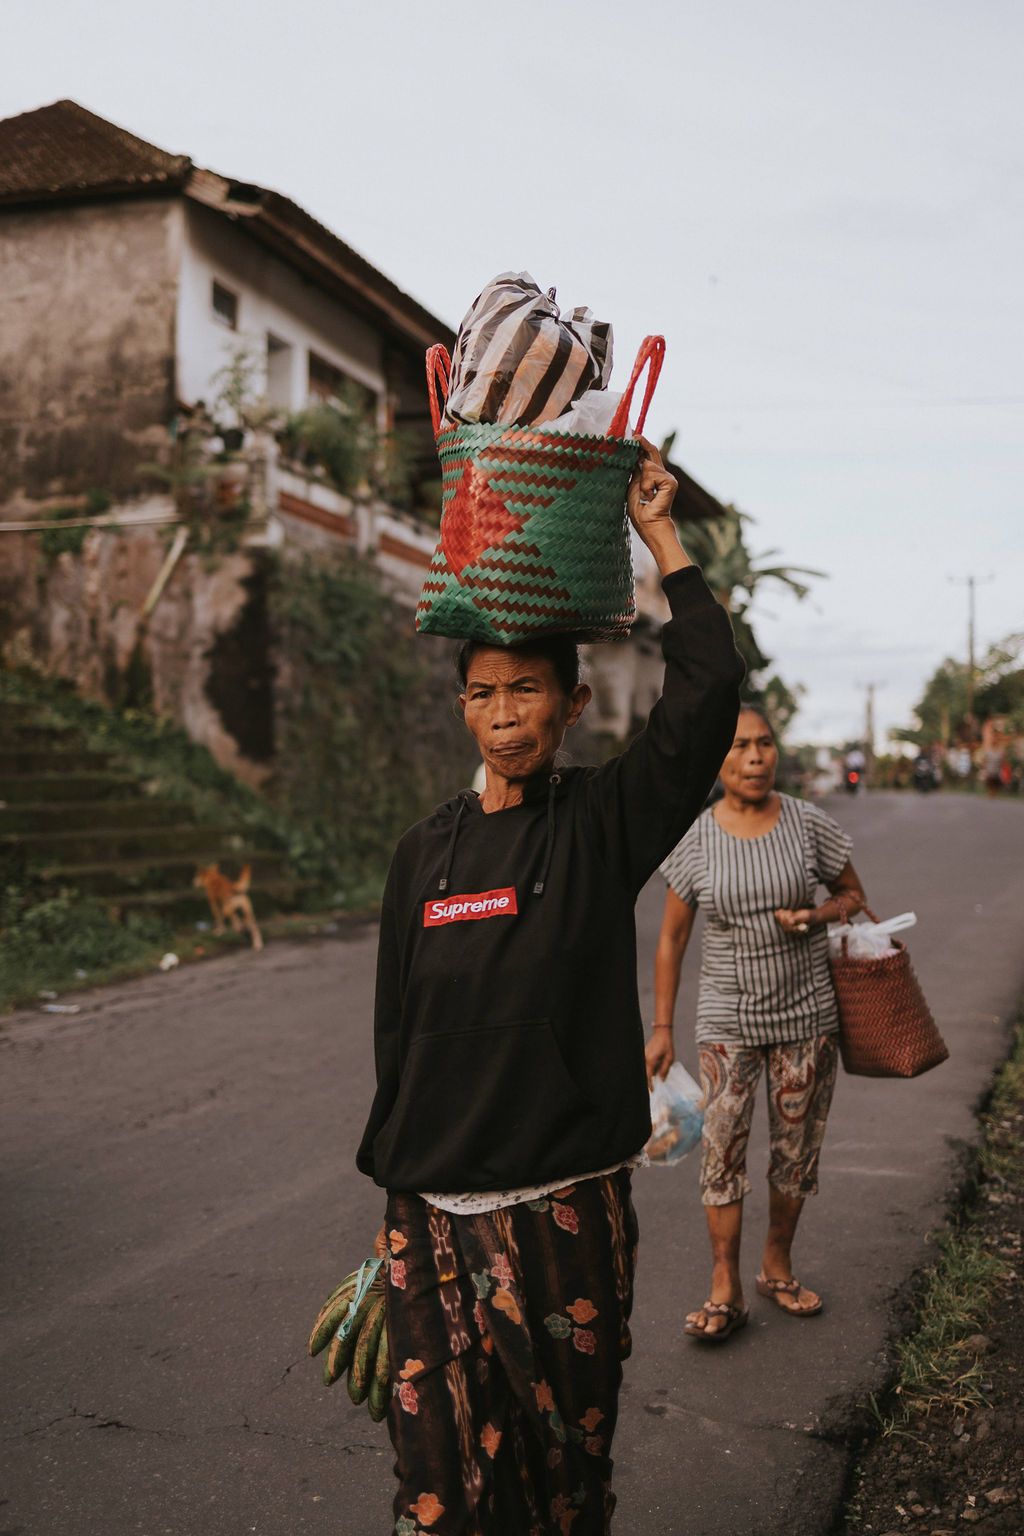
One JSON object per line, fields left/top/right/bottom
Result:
{"left": 1, "top": 792, "right": 1023, "bottom": 1534}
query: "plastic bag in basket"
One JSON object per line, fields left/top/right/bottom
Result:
{"left": 827, "top": 911, "right": 916, "bottom": 961}
{"left": 445, "top": 271, "right": 613, "bottom": 428}
{"left": 646, "top": 1062, "right": 704, "bottom": 1166}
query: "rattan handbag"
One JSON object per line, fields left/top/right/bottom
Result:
{"left": 415, "top": 335, "right": 665, "bottom": 644}
{"left": 830, "top": 909, "right": 948, "bottom": 1078}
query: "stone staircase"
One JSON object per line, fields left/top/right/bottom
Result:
{"left": 0, "top": 698, "right": 309, "bottom": 929}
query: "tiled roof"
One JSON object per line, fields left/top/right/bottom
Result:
{"left": 0, "top": 99, "right": 190, "bottom": 204}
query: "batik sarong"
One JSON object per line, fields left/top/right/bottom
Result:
{"left": 384, "top": 1168, "right": 638, "bottom": 1535}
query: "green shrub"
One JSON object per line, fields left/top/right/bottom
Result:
{"left": 280, "top": 394, "right": 376, "bottom": 496}
{"left": 0, "top": 884, "right": 172, "bottom": 1010}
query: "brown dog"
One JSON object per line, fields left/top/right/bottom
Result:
{"left": 193, "top": 863, "right": 264, "bottom": 951}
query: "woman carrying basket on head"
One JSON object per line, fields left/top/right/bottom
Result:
{"left": 646, "top": 706, "right": 867, "bottom": 1341}
{"left": 356, "top": 428, "right": 744, "bottom": 1531}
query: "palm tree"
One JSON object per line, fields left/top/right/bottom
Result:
{"left": 674, "top": 501, "right": 821, "bottom": 613}
{"left": 658, "top": 433, "right": 823, "bottom": 718}
{"left": 676, "top": 503, "right": 823, "bottom": 682}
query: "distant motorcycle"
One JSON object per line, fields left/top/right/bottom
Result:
{"left": 913, "top": 755, "right": 939, "bottom": 793}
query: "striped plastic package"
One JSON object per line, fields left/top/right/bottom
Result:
{"left": 415, "top": 336, "right": 665, "bottom": 645}
{"left": 444, "top": 272, "right": 613, "bottom": 428}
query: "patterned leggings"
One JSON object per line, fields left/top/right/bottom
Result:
{"left": 384, "top": 1169, "right": 639, "bottom": 1535}
{"left": 698, "top": 1034, "right": 839, "bottom": 1206}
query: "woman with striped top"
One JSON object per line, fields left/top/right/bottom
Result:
{"left": 646, "top": 705, "right": 866, "bottom": 1341}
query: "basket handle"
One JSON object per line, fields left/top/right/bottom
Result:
{"left": 425, "top": 344, "right": 452, "bottom": 436}
{"left": 609, "top": 334, "right": 666, "bottom": 439}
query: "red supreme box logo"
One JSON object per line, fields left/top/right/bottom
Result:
{"left": 424, "top": 887, "right": 518, "bottom": 927}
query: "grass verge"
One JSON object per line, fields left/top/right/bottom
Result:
{"left": 840, "top": 1006, "right": 1024, "bottom": 1532}
{"left": 869, "top": 1017, "right": 1022, "bottom": 1436}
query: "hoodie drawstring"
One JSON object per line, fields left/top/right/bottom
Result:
{"left": 533, "top": 773, "right": 560, "bottom": 897}
{"left": 437, "top": 776, "right": 560, "bottom": 898}
{"left": 438, "top": 794, "right": 469, "bottom": 893}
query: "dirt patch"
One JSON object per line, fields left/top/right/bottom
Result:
{"left": 840, "top": 1026, "right": 1024, "bottom": 1535}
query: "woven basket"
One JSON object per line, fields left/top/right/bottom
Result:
{"left": 415, "top": 336, "right": 665, "bottom": 644}
{"left": 831, "top": 914, "right": 948, "bottom": 1078}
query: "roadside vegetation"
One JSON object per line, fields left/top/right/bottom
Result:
{"left": 896, "top": 634, "right": 1024, "bottom": 754}
{"left": 842, "top": 1009, "right": 1024, "bottom": 1532}
{"left": 0, "top": 884, "right": 174, "bottom": 1010}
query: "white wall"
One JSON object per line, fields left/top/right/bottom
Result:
{"left": 175, "top": 202, "right": 387, "bottom": 419}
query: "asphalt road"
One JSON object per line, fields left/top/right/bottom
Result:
{"left": 2, "top": 792, "right": 1023, "bottom": 1536}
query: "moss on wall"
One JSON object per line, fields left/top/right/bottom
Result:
{"left": 268, "top": 548, "right": 476, "bottom": 895}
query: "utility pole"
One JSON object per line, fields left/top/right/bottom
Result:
{"left": 855, "top": 680, "right": 883, "bottom": 773}
{"left": 949, "top": 574, "right": 994, "bottom": 741}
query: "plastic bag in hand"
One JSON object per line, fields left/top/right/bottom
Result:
{"left": 828, "top": 911, "right": 917, "bottom": 961}
{"left": 445, "top": 271, "right": 613, "bottom": 427}
{"left": 646, "top": 1062, "right": 704, "bottom": 1166}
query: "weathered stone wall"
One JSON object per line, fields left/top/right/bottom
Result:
{"left": 0, "top": 511, "right": 272, "bottom": 784}
{"left": 0, "top": 197, "right": 181, "bottom": 510}
{"left": 0, "top": 511, "right": 472, "bottom": 794}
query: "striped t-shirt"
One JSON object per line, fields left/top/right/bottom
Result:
{"left": 659, "top": 794, "right": 853, "bottom": 1047}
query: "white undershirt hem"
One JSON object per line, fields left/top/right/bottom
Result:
{"left": 420, "top": 1150, "right": 648, "bottom": 1216}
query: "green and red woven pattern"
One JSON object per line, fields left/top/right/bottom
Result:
{"left": 416, "top": 423, "right": 639, "bottom": 643}
{"left": 416, "top": 333, "right": 664, "bottom": 645}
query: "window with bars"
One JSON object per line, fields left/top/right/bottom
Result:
{"left": 211, "top": 280, "right": 239, "bottom": 330}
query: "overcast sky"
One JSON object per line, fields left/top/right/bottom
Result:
{"left": 6, "top": 0, "right": 1022, "bottom": 744}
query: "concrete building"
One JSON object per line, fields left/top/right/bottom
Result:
{"left": 0, "top": 99, "right": 731, "bottom": 774}
{"left": 0, "top": 98, "right": 448, "bottom": 525}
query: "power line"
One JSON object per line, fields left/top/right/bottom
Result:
{"left": 669, "top": 395, "right": 1024, "bottom": 413}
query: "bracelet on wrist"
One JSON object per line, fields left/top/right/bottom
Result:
{"left": 651, "top": 1023, "right": 674, "bottom": 1031}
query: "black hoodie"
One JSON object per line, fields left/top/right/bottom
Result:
{"left": 357, "top": 565, "right": 744, "bottom": 1193}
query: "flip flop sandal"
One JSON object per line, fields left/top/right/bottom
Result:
{"left": 683, "top": 1300, "right": 749, "bottom": 1343}
{"left": 755, "top": 1273, "right": 823, "bottom": 1316}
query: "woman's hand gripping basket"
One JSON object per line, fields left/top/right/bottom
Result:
{"left": 415, "top": 336, "right": 666, "bottom": 645}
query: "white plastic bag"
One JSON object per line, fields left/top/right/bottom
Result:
{"left": 646, "top": 1062, "right": 704, "bottom": 1166}
{"left": 827, "top": 911, "right": 916, "bottom": 961}
{"left": 545, "top": 389, "right": 622, "bottom": 438}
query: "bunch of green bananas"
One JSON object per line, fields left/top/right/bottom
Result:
{"left": 308, "top": 1259, "right": 391, "bottom": 1423}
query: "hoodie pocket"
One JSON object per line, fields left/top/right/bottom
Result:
{"left": 373, "top": 1019, "right": 590, "bottom": 1188}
